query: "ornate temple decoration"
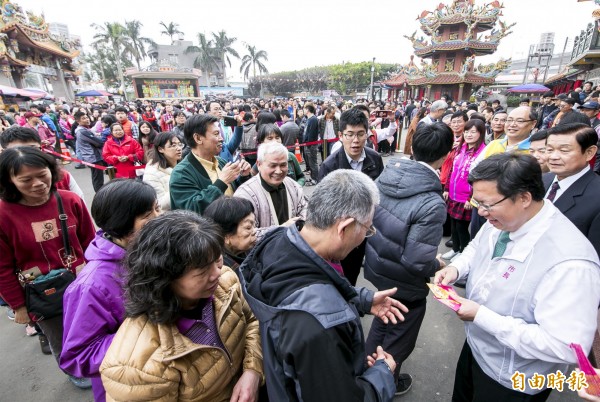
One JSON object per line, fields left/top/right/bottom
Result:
{"left": 395, "top": 0, "right": 514, "bottom": 100}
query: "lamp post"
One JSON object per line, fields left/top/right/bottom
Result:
{"left": 369, "top": 57, "right": 375, "bottom": 101}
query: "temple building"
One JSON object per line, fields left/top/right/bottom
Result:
{"left": 0, "top": 1, "right": 81, "bottom": 100}
{"left": 126, "top": 59, "right": 202, "bottom": 100}
{"left": 387, "top": 0, "right": 513, "bottom": 102}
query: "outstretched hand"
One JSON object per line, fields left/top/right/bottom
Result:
{"left": 371, "top": 287, "right": 409, "bottom": 324}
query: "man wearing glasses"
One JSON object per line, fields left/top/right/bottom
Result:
{"left": 240, "top": 169, "right": 406, "bottom": 402}
{"left": 363, "top": 122, "right": 452, "bottom": 396}
{"left": 435, "top": 152, "right": 600, "bottom": 402}
{"left": 318, "top": 108, "right": 384, "bottom": 286}
{"left": 470, "top": 106, "right": 537, "bottom": 238}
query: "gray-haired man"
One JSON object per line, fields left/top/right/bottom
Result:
{"left": 240, "top": 169, "right": 408, "bottom": 402}
{"left": 418, "top": 100, "right": 448, "bottom": 127}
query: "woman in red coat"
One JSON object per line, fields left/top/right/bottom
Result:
{"left": 102, "top": 123, "right": 144, "bottom": 179}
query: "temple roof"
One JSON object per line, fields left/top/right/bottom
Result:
{"left": 0, "top": 1, "right": 80, "bottom": 61}
{"left": 417, "top": 0, "right": 503, "bottom": 32}
{"left": 382, "top": 73, "right": 409, "bottom": 88}
{"left": 414, "top": 39, "right": 498, "bottom": 57}
{"left": 407, "top": 71, "right": 495, "bottom": 86}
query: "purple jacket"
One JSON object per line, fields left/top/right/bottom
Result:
{"left": 60, "top": 232, "right": 126, "bottom": 402}
{"left": 448, "top": 142, "right": 486, "bottom": 203}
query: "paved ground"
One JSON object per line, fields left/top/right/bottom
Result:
{"left": 0, "top": 130, "right": 581, "bottom": 401}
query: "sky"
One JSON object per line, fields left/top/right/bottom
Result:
{"left": 15, "top": 0, "right": 600, "bottom": 83}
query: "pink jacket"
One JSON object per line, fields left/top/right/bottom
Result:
{"left": 448, "top": 143, "right": 485, "bottom": 203}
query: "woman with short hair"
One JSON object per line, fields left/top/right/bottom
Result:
{"left": 204, "top": 196, "right": 257, "bottom": 270}
{"left": 101, "top": 211, "right": 264, "bottom": 402}
{"left": 60, "top": 179, "right": 160, "bottom": 402}
{"left": 102, "top": 123, "right": 144, "bottom": 179}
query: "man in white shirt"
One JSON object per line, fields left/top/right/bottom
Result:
{"left": 417, "top": 100, "right": 448, "bottom": 127}
{"left": 435, "top": 152, "right": 600, "bottom": 402}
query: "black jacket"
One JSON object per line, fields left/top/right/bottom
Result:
{"left": 318, "top": 147, "right": 384, "bottom": 182}
{"left": 239, "top": 225, "right": 396, "bottom": 402}
{"left": 303, "top": 115, "right": 319, "bottom": 142}
{"left": 543, "top": 170, "right": 600, "bottom": 256}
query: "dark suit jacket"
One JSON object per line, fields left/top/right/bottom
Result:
{"left": 318, "top": 146, "right": 384, "bottom": 182}
{"left": 543, "top": 170, "right": 600, "bottom": 255}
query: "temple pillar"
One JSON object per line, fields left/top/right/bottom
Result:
{"left": 52, "top": 60, "right": 74, "bottom": 102}
{"left": 426, "top": 85, "right": 432, "bottom": 100}
{"left": 458, "top": 84, "right": 465, "bottom": 101}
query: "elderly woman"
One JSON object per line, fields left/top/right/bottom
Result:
{"left": 204, "top": 196, "right": 257, "bottom": 270}
{"left": 143, "top": 132, "right": 183, "bottom": 210}
{"left": 102, "top": 123, "right": 144, "bottom": 179}
{"left": 0, "top": 147, "right": 95, "bottom": 389}
{"left": 60, "top": 179, "right": 160, "bottom": 402}
{"left": 101, "top": 211, "right": 264, "bottom": 402}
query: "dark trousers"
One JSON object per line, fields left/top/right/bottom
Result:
{"left": 304, "top": 145, "right": 319, "bottom": 181}
{"left": 453, "top": 341, "right": 552, "bottom": 402}
{"left": 91, "top": 160, "right": 107, "bottom": 193}
{"left": 390, "top": 130, "right": 399, "bottom": 153}
{"left": 341, "top": 239, "right": 366, "bottom": 286}
{"left": 444, "top": 212, "right": 452, "bottom": 237}
{"left": 36, "top": 315, "right": 64, "bottom": 365}
{"left": 378, "top": 140, "right": 390, "bottom": 154}
{"left": 451, "top": 218, "right": 471, "bottom": 252}
{"left": 365, "top": 299, "right": 427, "bottom": 381}
{"left": 469, "top": 210, "right": 486, "bottom": 240}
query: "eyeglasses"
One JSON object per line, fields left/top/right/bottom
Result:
{"left": 355, "top": 220, "right": 377, "bottom": 237}
{"left": 505, "top": 119, "right": 534, "bottom": 125}
{"left": 167, "top": 143, "right": 183, "bottom": 149}
{"left": 342, "top": 132, "right": 367, "bottom": 140}
{"left": 469, "top": 196, "right": 509, "bottom": 213}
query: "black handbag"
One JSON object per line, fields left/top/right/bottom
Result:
{"left": 21, "top": 192, "right": 76, "bottom": 321}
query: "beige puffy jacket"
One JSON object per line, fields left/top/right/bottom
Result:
{"left": 100, "top": 267, "right": 263, "bottom": 402}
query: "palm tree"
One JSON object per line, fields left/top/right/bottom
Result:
{"left": 240, "top": 44, "right": 268, "bottom": 82}
{"left": 185, "top": 33, "right": 219, "bottom": 87}
{"left": 159, "top": 21, "right": 183, "bottom": 44}
{"left": 91, "top": 22, "right": 131, "bottom": 95}
{"left": 124, "top": 20, "right": 156, "bottom": 70}
{"left": 212, "top": 30, "right": 239, "bottom": 86}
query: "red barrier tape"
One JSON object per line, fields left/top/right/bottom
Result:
{"left": 240, "top": 138, "right": 338, "bottom": 157}
{"left": 44, "top": 149, "right": 146, "bottom": 173}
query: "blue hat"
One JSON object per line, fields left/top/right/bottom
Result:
{"left": 580, "top": 101, "right": 600, "bottom": 110}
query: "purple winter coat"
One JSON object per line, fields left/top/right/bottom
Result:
{"left": 60, "top": 232, "right": 126, "bottom": 402}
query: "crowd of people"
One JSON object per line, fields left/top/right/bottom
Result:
{"left": 0, "top": 87, "right": 600, "bottom": 402}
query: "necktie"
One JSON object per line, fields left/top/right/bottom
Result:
{"left": 492, "top": 231, "right": 511, "bottom": 259}
{"left": 546, "top": 182, "right": 560, "bottom": 202}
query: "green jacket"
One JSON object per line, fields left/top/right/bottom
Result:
{"left": 170, "top": 152, "right": 242, "bottom": 214}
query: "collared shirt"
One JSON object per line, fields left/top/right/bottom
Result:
{"left": 345, "top": 149, "right": 366, "bottom": 171}
{"left": 176, "top": 297, "right": 226, "bottom": 349}
{"left": 545, "top": 166, "right": 589, "bottom": 202}
{"left": 260, "top": 175, "right": 289, "bottom": 224}
{"left": 193, "top": 152, "right": 234, "bottom": 196}
{"left": 417, "top": 161, "right": 440, "bottom": 178}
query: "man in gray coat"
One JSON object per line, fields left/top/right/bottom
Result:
{"left": 364, "top": 122, "right": 452, "bottom": 396}
{"left": 279, "top": 109, "right": 300, "bottom": 147}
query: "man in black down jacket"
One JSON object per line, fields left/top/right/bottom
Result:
{"left": 364, "top": 122, "right": 452, "bottom": 396}
{"left": 318, "top": 108, "right": 384, "bottom": 285}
